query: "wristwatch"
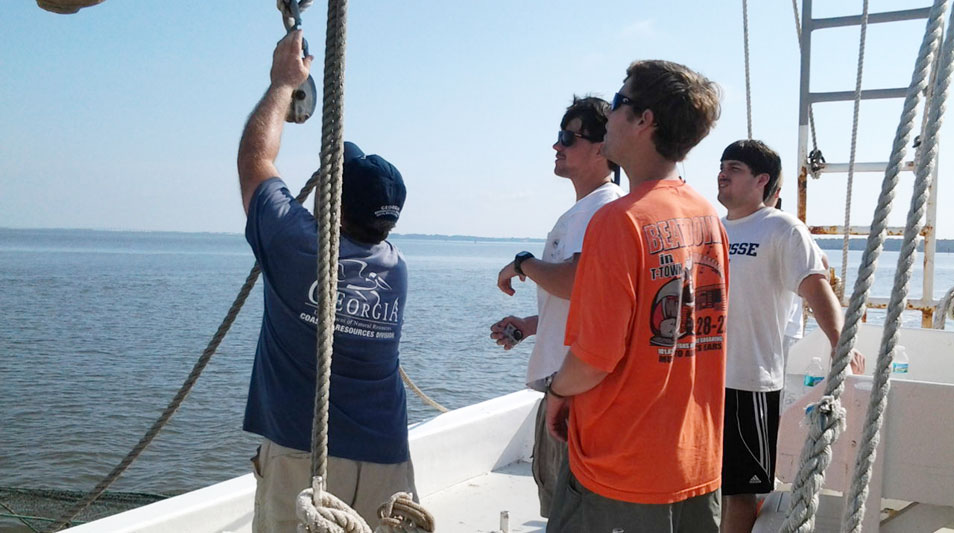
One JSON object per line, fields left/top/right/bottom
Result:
{"left": 545, "top": 373, "right": 568, "bottom": 399}
{"left": 513, "top": 251, "right": 534, "bottom": 276}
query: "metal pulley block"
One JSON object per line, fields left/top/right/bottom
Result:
{"left": 287, "top": 74, "right": 317, "bottom": 124}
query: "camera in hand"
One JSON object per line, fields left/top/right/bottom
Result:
{"left": 503, "top": 323, "right": 524, "bottom": 344}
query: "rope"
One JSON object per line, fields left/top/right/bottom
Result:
{"left": 841, "top": 6, "right": 954, "bottom": 531}
{"left": 42, "top": 173, "right": 330, "bottom": 531}
{"left": 790, "top": 0, "right": 822, "bottom": 176}
{"left": 742, "top": 0, "right": 753, "bottom": 139}
{"left": 309, "top": 0, "right": 347, "bottom": 490}
{"left": 296, "top": 478, "right": 371, "bottom": 533}
{"left": 45, "top": 265, "right": 263, "bottom": 532}
{"left": 376, "top": 492, "right": 435, "bottom": 532}
{"left": 934, "top": 285, "right": 954, "bottom": 328}
{"left": 0, "top": 500, "right": 42, "bottom": 533}
{"left": 780, "top": 1, "right": 950, "bottom": 530}
{"left": 840, "top": 0, "right": 870, "bottom": 301}
{"left": 400, "top": 367, "right": 449, "bottom": 413}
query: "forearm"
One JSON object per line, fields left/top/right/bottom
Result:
{"left": 238, "top": 85, "right": 292, "bottom": 212}
{"left": 549, "top": 349, "right": 609, "bottom": 397}
{"left": 521, "top": 257, "right": 578, "bottom": 299}
{"left": 800, "top": 274, "right": 844, "bottom": 347}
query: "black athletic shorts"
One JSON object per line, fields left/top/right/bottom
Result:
{"left": 722, "top": 388, "right": 781, "bottom": 495}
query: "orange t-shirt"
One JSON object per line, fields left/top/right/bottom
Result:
{"left": 565, "top": 179, "right": 729, "bottom": 504}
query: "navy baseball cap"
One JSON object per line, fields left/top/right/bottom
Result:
{"left": 342, "top": 142, "right": 406, "bottom": 226}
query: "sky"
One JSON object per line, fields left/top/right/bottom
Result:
{"left": 2, "top": 0, "right": 953, "bottom": 239}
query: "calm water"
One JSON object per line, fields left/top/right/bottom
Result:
{"left": 1, "top": 228, "right": 952, "bottom": 520}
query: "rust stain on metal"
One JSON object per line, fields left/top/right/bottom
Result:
{"left": 797, "top": 165, "right": 808, "bottom": 223}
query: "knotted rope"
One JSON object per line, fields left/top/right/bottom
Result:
{"left": 375, "top": 492, "right": 435, "bottom": 533}
{"left": 296, "top": 0, "right": 359, "bottom": 529}
{"left": 296, "top": 477, "right": 372, "bottom": 533}
{"left": 840, "top": 5, "right": 954, "bottom": 532}
{"left": 840, "top": 0, "right": 870, "bottom": 301}
{"left": 780, "top": 1, "right": 950, "bottom": 530}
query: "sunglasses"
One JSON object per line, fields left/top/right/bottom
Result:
{"left": 557, "top": 130, "right": 598, "bottom": 147}
{"left": 611, "top": 92, "right": 637, "bottom": 112}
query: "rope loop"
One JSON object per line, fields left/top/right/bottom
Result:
{"left": 296, "top": 478, "right": 372, "bottom": 533}
{"left": 375, "top": 492, "right": 435, "bottom": 532}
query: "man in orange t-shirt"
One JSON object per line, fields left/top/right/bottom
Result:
{"left": 545, "top": 60, "right": 728, "bottom": 532}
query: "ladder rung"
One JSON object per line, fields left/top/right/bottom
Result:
{"left": 812, "top": 7, "right": 931, "bottom": 30}
{"left": 808, "top": 225, "right": 923, "bottom": 237}
{"left": 809, "top": 88, "right": 908, "bottom": 103}
{"left": 818, "top": 161, "right": 916, "bottom": 174}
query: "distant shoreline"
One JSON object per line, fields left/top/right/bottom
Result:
{"left": 2, "top": 227, "right": 952, "bottom": 250}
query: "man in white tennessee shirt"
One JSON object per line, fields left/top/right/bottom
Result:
{"left": 717, "top": 139, "right": 864, "bottom": 533}
{"left": 490, "top": 95, "right": 622, "bottom": 518}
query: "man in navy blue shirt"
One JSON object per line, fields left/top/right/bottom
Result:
{"left": 237, "top": 30, "right": 415, "bottom": 532}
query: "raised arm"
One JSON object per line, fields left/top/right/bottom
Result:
{"left": 237, "top": 30, "right": 313, "bottom": 214}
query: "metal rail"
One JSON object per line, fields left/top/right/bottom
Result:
{"left": 796, "top": 0, "right": 942, "bottom": 326}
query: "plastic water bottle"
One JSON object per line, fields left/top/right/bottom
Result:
{"left": 803, "top": 356, "right": 825, "bottom": 388}
{"left": 892, "top": 345, "right": 909, "bottom": 374}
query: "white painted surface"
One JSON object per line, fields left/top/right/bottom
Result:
{"left": 66, "top": 389, "right": 541, "bottom": 532}
{"left": 768, "top": 325, "right": 954, "bottom": 532}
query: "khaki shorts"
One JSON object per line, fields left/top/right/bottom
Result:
{"left": 531, "top": 397, "right": 568, "bottom": 518}
{"left": 548, "top": 460, "right": 720, "bottom": 533}
{"left": 251, "top": 438, "right": 417, "bottom": 532}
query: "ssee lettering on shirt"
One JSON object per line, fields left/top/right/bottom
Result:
{"left": 728, "top": 242, "right": 760, "bottom": 256}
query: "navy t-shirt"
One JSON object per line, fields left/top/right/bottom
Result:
{"left": 243, "top": 178, "right": 409, "bottom": 463}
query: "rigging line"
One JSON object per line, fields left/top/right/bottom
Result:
{"left": 791, "top": 0, "right": 820, "bottom": 156}
{"left": 841, "top": 0, "right": 871, "bottom": 303}
{"left": 842, "top": 5, "right": 954, "bottom": 529}
{"left": 310, "top": 0, "right": 347, "bottom": 485}
{"left": 780, "top": 1, "right": 949, "bottom": 530}
{"left": 742, "top": 0, "right": 753, "bottom": 139}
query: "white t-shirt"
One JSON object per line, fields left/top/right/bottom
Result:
{"left": 723, "top": 207, "right": 827, "bottom": 391}
{"left": 784, "top": 296, "right": 804, "bottom": 339}
{"left": 526, "top": 182, "right": 623, "bottom": 386}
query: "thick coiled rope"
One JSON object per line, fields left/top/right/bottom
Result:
{"left": 780, "top": 1, "right": 949, "bottom": 531}
{"left": 840, "top": 5, "right": 954, "bottom": 532}
{"left": 840, "top": 0, "right": 870, "bottom": 302}
{"left": 305, "top": 0, "right": 347, "bottom": 513}
{"left": 375, "top": 493, "right": 435, "bottom": 533}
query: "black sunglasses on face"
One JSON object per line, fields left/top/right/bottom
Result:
{"left": 557, "top": 130, "right": 598, "bottom": 147}
{"left": 611, "top": 92, "right": 637, "bottom": 112}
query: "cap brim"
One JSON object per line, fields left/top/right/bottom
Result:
{"left": 343, "top": 141, "right": 365, "bottom": 163}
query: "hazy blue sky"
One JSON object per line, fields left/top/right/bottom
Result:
{"left": 3, "top": 0, "right": 952, "bottom": 238}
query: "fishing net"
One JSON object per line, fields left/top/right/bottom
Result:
{"left": 0, "top": 487, "right": 169, "bottom": 532}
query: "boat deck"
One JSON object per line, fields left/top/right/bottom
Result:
{"left": 425, "top": 460, "right": 545, "bottom": 533}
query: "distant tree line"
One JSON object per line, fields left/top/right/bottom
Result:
{"left": 814, "top": 238, "right": 954, "bottom": 253}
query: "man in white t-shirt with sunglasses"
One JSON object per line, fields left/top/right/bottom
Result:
{"left": 490, "top": 95, "right": 623, "bottom": 518}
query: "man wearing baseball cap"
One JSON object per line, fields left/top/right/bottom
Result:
{"left": 237, "top": 30, "right": 415, "bottom": 531}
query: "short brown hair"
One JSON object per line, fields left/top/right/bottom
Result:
{"left": 623, "top": 60, "right": 721, "bottom": 161}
